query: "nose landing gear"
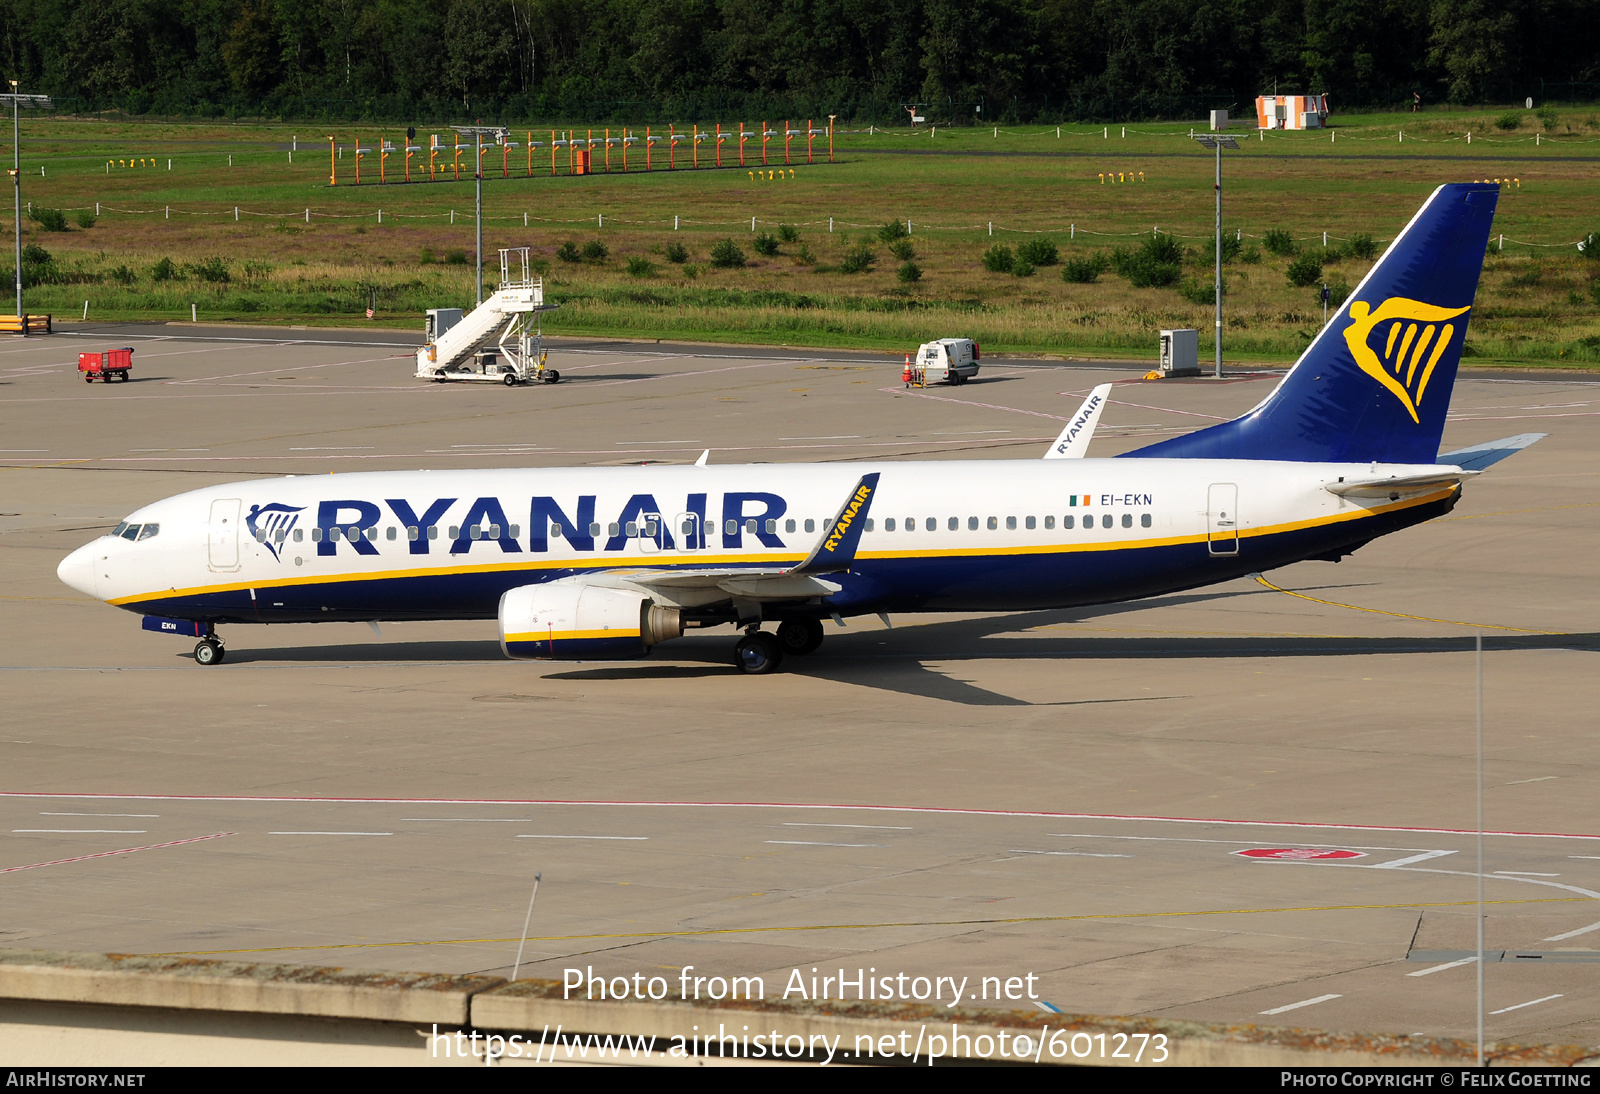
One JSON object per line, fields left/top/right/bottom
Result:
{"left": 193, "top": 631, "right": 225, "bottom": 665}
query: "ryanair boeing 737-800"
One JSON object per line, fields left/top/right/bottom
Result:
{"left": 57, "top": 184, "right": 1542, "bottom": 673}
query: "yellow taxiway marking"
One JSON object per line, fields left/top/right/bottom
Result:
{"left": 1252, "top": 574, "right": 1560, "bottom": 635}
{"left": 138, "top": 896, "right": 1585, "bottom": 957}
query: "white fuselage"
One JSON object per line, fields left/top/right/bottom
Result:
{"left": 58, "top": 457, "right": 1458, "bottom": 626}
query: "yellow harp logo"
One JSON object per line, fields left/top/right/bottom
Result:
{"left": 1342, "top": 298, "right": 1471, "bottom": 423}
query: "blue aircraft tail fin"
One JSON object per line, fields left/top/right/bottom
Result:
{"left": 1121, "top": 183, "right": 1499, "bottom": 465}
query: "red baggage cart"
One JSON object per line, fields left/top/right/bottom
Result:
{"left": 78, "top": 347, "right": 134, "bottom": 383}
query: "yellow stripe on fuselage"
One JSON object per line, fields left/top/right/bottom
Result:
{"left": 108, "top": 487, "right": 1456, "bottom": 607}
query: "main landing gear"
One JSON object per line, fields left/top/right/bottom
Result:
{"left": 732, "top": 619, "right": 825, "bottom": 674}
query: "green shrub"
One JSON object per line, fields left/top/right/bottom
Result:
{"left": 626, "top": 255, "right": 656, "bottom": 278}
{"left": 151, "top": 257, "right": 176, "bottom": 281}
{"left": 23, "top": 243, "right": 50, "bottom": 265}
{"left": 1324, "top": 275, "right": 1352, "bottom": 307}
{"left": 897, "top": 261, "right": 922, "bottom": 284}
{"left": 1346, "top": 232, "right": 1378, "bottom": 260}
{"left": 1262, "top": 228, "right": 1297, "bottom": 256}
{"left": 1537, "top": 107, "right": 1558, "bottom": 131}
{"left": 982, "top": 244, "right": 1014, "bottom": 273}
{"left": 839, "top": 244, "right": 876, "bottom": 273}
{"left": 1110, "top": 237, "right": 1183, "bottom": 288}
{"left": 242, "top": 260, "right": 272, "bottom": 281}
{"left": 1179, "top": 276, "right": 1224, "bottom": 305}
{"left": 1062, "top": 254, "right": 1109, "bottom": 283}
{"left": 777, "top": 224, "right": 800, "bottom": 243}
{"left": 581, "top": 239, "right": 608, "bottom": 262}
{"left": 710, "top": 239, "right": 746, "bottom": 268}
{"left": 889, "top": 239, "right": 915, "bottom": 261}
{"left": 752, "top": 233, "right": 779, "bottom": 257}
{"left": 109, "top": 264, "right": 137, "bottom": 285}
{"left": 1016, "top": 238, "right": 1059, "bottom": 266}
{"left": 556, "top": 242, "right": 581, "bottom": 263}
{"left": 1218, "top": 235, "right": 1243, "bottom": 262}
{"left": 1494, "top": 112, "right": 1521, "bottom": 131}
{"left": 1239, "top": 245, "right": 1263, "bottom": 264}
{"left": 665, "top": 241, "right": 689, "bottom": 263}
{"left": 189, "top": 256, "right": 230, "bottom": 283}
{"left": 1577, "top": 232, "right": 1599, "bottom": 260}
{"left": 29, "top": 207, "right": 68, "bottom": 232}
{"left": 447, "top": 249, "right": 469, "bottom": 265}
{"left": 1285, "top": 253, "right": 1323, "bottom": 287}
{"left": 794, "top": 242, "right": 816, "bottom": 266}
{"left": 1012, "top": 260, "right": 1035, "bottom": 278}
{"left": 877, "top": 220, "right": 909, "bottom": 243}
{"left": 75, "top": 210, "right": 97, "bottom": 229}
{"left": 419, "top": 246, "right": 436, "bottom": 264}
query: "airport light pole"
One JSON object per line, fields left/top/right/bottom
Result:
{"left": 5, "top": 83, "right": 52, "bottom": 326}
{"left": 1191, "top": 133, "right": 1239, "bottom": 378}
{"left": 453, "top": 125, "right": 509, "bottom": 306}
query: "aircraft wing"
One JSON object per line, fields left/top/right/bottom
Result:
{"left": 591, "top": 472, "right": 881, "bottom": 604}
{"left": 1043, "top": 384, "right": 1112, "bottom": 459}
{"left": 1437, "top": 432, "right": 1547, "bottom": 471}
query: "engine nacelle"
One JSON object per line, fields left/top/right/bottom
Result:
{"left": 499, "top": 582, "right": 682, "bottom": 660}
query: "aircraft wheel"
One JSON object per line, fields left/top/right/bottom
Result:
{"left": 503, "top": 373, "right": 518, "bottom": 387}
{"left": 776, "top": 618, "right": 824, "bottom": 655}
{"left": 733, "top": 631, "right": 783, "bottom": 675}
{"left": 193, "top": 639, "right": 224, "bottom": 666}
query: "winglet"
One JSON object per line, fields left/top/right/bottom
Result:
{"left": 791, "top": 473, "right": 881, "bottom": 575}
{"left": 695, "top": 449, "right": 710, "bottom": 467}
{"left": 1436, "top": 432, "right": 1546, "bottom": 471}
{"left": 1044, "top": 384, "right": 1112, "bottom": 459}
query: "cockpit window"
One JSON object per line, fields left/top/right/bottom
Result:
{"left": 111, "top": 522, "right": 129, "bottom": 538}
{"left": 120, "top": 524, "right": 140, "bottom": 541}
{"left": 136, "top": 523, "right": 159, "bottom": 541}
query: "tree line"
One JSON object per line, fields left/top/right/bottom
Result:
{"left": 2, "top": 0, "right": 1596, "bottom": 123}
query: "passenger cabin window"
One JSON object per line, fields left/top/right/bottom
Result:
{"left": 1063, "top": 515, "right": 1074, "bottom": 529}
{"left": 765, "top": 519, "right": 777, "bottom": 534}
{"left": 1044, "top": 515, "right": 1055, "bottom": 529}
{"left": 986, "top": 517, "right": 998, "bottom": 530}
{"left": 927, "top": 517, "right": 937, "bottom": 531}
{"left": 804, "top": 519, "right": 815, "bottom": 533}
{"left": 785, "top": 519, "right": 796, "bottom": 533}
{"left": 588, "top": 522, "right": 602, "bottom": 537}
{"left": 625, "top": 522, "right": 639, "bottom": 537}
{"left": 1121, "top": 514, "right": 1132, "bottom": 528}
{"left": 1023, "top": 516, "right": 1033, "bottom": 530}
{"left": 1141, "top": 514, "right": 1152, "bottom": 528}
{"left": 407, "top": 526, "right": 419, "bottom": 540}
{"left": 724, "top": 519, "right": 737, "bottom": 536}
{"left": 885, "top": 518, "right": 896, "bottom": 531}
{"left": 427, "top": 526, "right": 438, "bottom": 540}
{"left": 1101, "top": 514, "right": 1113, "bottom": 529}
{"left": 968, "top": 516, "right": 979, "bottom": 531}
{"left": 947, "top": 517, "right": 958, "bottom": 531}
{"left": 294, "top": 528, "right": 304, "bottom": 542}
{"left": 864, "top": 518, "right": 874, "bottom": 532}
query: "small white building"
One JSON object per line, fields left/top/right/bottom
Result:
{"left": 1255, "top": 94, "right": 1329, "bottom": 130}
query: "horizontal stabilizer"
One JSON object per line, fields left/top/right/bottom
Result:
{"left": 1044, "top": 384, "right": 1112, "bottom": 459}
{"left": 1437, "top": 432, "right": 1547, "bottom": 471}
{"left": 1325, "top": 470, "right": 1474, "bottom": 498}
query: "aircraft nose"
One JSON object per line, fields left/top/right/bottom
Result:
{"left": 57, "top": 542, "right": 100, "bottom": 599}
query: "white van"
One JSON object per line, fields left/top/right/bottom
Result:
{"left": 912, "top": 339, "right": 981, "bottom": 385}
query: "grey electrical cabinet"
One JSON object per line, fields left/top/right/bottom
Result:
{"left": 1159, "top": 329, "right": 1200, "bottom": 377}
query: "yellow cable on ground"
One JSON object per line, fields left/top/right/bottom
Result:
{"left": 139, "top": 896, "right": 1585, "bottom": 958}
{"left": 1252, "top": 574, "right": 1559, "bottom": 634}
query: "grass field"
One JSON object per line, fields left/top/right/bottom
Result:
{"left": 9, "top": 108, "right": 1600, "bottom": 365}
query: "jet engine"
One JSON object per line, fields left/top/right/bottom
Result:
{"left": 498, "top": 582, "right": 683, "bottom": 660}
